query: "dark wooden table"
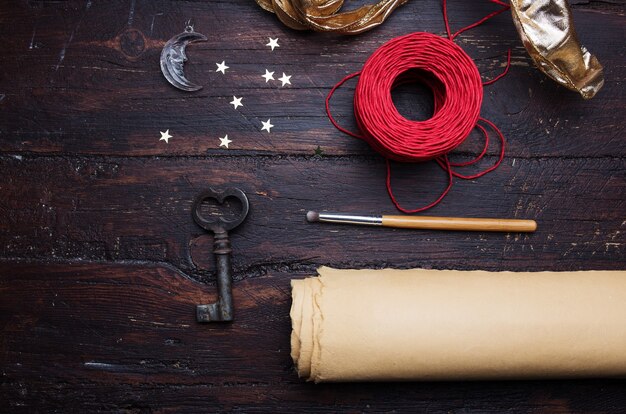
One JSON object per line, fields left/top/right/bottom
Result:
{"left": 1, "top": 0, "right": 625, "bottom": 412}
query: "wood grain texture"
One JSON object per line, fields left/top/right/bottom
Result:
{"left": 2, "top": 263, "right": 626, "bottom": 413}
{"left": 0, "top": 0, "right": 624, "bottom": 157}
{"left": 1, "top": 155, "right": 624, "bottom": 275}
{"left": 1, "top": 0, "right": 625, "bottom": 412}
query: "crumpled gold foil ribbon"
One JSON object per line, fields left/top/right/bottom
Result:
{"left": 257, "top": 0, "right": 604, "bottom": 98}
{"left": 510, "top": 0, "right": 603, "bottom": 99}
{"left": 255, "top": 0, "right": 410, "bottom": 33}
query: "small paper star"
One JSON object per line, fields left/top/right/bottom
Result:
{"left": 159, "top": 129, "right": 172, "bottom": 143}
{"left": 261, "top": 119, "right": 274, "bottom": 133}
{"left": 216, "top": 61, "right": 229, "bottom": 74}
{"left": 219, "top": 134, "right": 232, "bottom": 148}
{"left": 278, "top": 72, "right": 292, "bottom": 87}
{"left": 230, "top": 96, "right": 243, "bottom": 109}
{"left": 262, "top": 69, "right": 275, "bottom": 83}
{"left": 266, "top": 37, "right": 280, "bottom": 51}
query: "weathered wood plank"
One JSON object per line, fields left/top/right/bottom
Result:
{"left": 1, "top": 155, "right": 624, "bottom": 277}
{"left": 2, "top": 263, "right": 626, "bottom": 412}
{"left": 0, "top": 0, "right": 623, "bottom": 157}
{"left": 1, "top": 1, "right": 625, "bottom": 412}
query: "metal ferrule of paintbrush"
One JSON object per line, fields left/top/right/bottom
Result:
{"left": 307, "top": 211, "right": 382, "bottom": 226}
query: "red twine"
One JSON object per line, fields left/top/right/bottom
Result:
{"left": 326, "top": 1, "right": 511, "bottom": 213}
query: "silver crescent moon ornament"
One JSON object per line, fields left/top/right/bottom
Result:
{"left": 160, "top": 25, "right": 208, "bottom": 91}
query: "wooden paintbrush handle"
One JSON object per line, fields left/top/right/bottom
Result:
{"left": 381, "top": 216, "right": 537, "bottom": 232}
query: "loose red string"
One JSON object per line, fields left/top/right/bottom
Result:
{"left": 326, "top": 0, "right": 512, "bottom": 213}
{"left": 443, "top": 0, "right": 510, "bottom": 41}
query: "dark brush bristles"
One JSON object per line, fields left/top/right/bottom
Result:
{"left": 306, "top": 211, "right": 320, "bottom": 222}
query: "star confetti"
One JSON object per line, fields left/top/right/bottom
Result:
{"left": 262, "top": 69, "right": 275, "bottom": 83}
{"left": 159, "top": 129, "right": 172, "bottom": 143}
{"left": 278, "top": 72, "right": 292, "bottom": 87}
{"left": 261, "top": 119, "right": 274, "bottom": 133}
{"left": 230, "top": 96, "right": 243, "bottom": 109}
{"left": 266, "top": 37, "right": 280, "bottom": 51}
{"left": 219, "top": 134, "right": 232, "bottom": 148}
{"left": 216, "top": 61, "right": 229, "bottom": 74}
{"left": 208, "top": 36, "right": 292, "bottom": 141}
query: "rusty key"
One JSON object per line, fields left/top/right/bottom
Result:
{"left": 192, "top": 188, "right": 249, "bottom": 323}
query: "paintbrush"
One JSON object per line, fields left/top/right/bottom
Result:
{"left": 306, "top": 211, "right": 537, "bottom": 233}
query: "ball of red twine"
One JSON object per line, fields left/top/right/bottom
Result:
{"left": 356, "top": 32, "right": 482, "bottom": 162}
{"left": 326, "top": 30, "right": 509, "bottom": 213}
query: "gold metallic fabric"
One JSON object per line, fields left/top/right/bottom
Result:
{"left": 256, "top": 0, "right": 410, "bottom": 34}
{"left": 257, "top": 0, "right": 604, "bottom": 99}
{"left": 510, "top": 0, "right": 604, "bottom": 99}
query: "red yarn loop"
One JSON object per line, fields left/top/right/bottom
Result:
{"left": 326, "top": 9, "right": 511, "bottom": 212}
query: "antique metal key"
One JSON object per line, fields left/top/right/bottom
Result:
{"left": 192, "top": 188, "right": 249, "bottom": 323}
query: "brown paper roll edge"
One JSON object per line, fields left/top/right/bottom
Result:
{"left": 291, "top": 267, "right": 626, "bottom": 382}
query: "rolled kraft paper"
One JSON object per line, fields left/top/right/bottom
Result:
{"left": 291, "top": 267, "right": 626, "bottom": 382}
